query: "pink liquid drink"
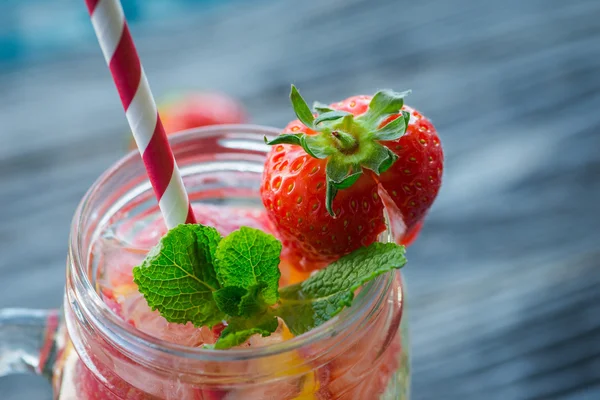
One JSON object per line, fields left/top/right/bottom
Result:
{"left": 50, "top": 127, "right": 409, "bottom": 400}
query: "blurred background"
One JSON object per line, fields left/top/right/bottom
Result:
{"left": 1, "top": 0, "right": 600, "bottom": 399}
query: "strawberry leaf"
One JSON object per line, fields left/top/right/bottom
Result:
{"left": 313, "top": 101, "right": 334, "bottom": 114}
{"left": 266, "top": 133, "right": 331, "bottom": 160}
{"left": 325, "top": 160, "right": 361, "bottom": 188}
{"left": 325, "top": 182, "right": 339, "bottom": 218}
{"left": 402, "top": 110, "right": 411, "bottom": 129}
{"left": 372, "top": 114, "right": 408, "bottom": 141}
{"left": 276, "top": 242, "right": 407, "bottom": 335}
{"left": 361, "top": 144, "right": 398, "bottom": 175}
{"left": 290, "top": 85, "right": 315, "bottom": 128}
{"left": 325, "top": 159, "right": 362, "bottom": 216}
{"left": 266, "top": 133, "right": 303, "bottom": 146}
{"left": 132, "top": 224, "right": 225, "bottom": 327}
{"left": 301, "top": 134, "right": 330, "bottom": 159}
{"left": 362, "top": 89, "right": 411, "bottom": 126}
{"left": 314, "top": 110, "right": 351, "bottom": 125}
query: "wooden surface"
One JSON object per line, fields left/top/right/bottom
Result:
{"left": 1, "top": 0, "right": 600, "bottom": 398}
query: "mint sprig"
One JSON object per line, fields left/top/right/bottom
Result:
{"left": 276, "top": 242, "right": 407, "bottom": 335}
{"left": 132, "top": 225, "right": 224, "bottom": 327}
{"left": 133, "top": 224, "right": 406, "bottom": 349}
{"left": 215, "top": 227, "right": 281, "bottom": 307}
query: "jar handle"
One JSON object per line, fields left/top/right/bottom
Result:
{"left": 0, "top": 308, "right": 60, "bottom": 380}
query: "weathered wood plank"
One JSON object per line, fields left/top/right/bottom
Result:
{"left": 1, "top": 0, "right": 599, "bottom": 398}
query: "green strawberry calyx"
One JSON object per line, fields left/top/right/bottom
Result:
{"left": 265, "top": 85, "right": 411, "bottom": 217}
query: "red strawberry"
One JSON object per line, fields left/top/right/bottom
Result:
{"left": 76, "top": 357, "right": 154, "bottom": 400}
{"left": 260, "top": 86, "right": 442, "bottom": 269}
{"left": 195, "top": 389, "right": 228, "bottom": 399}
{"left": 102, "top": 288, "right": 125, "bottom": 318}
{"left": 77, "top": 353, "right": 211, "bottom": 399}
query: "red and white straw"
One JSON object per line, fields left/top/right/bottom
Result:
{"left": 85, "top": 0, "right": 195, "bottom": 228}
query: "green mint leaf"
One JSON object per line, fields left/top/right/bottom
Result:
{"left": 213, "top": 284, "right": 267, "bottom": 317}
{"left": 214, "top": 314, "right": 279, "bottom": 350}
{"left": 213, "top": 286, "right": 247, "bottom": 316}
{"left": 361, "top": 89, "right": 411, "bottom": 126}
{"left": 290, "top": 85, "right": 315, "bottom": 128}
{"left": 214, "top": 227, "right": 282, "bottom": 306}
{"left": 133, "top": 224, "right": 225, "bottom": 327}
{"left": 276, "top": 242, "right": 407, "bottom": 335}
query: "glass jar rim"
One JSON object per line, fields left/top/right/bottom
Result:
{"left": 67, "top": 124, "right": 398, "bottom": 364}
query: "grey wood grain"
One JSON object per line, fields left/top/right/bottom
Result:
{"left": 1, "top": 0, "right": 599, "bottom": 398}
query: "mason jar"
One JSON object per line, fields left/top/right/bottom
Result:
{"left": 0, "top": 125, "right": 409, "bottom": 400}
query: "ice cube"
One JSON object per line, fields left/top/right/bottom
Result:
{"left": 192, "top": 204, "right": 271, "bottom": 236}
{"left": 232, "top": 318, "right": 289, "bottom": 349}
{"left": 111, "top": 204, "right": 271, "bottom": 250}
{"left": 216, "top": 322, "right": 313, "bottom": 400}
{"left": 92, "top": 235, "right": 147, "bottom": 292}
{"left": 111, "top": 354, "right": 200, "bottom": 400}
{"left": 118, "top": 290, "right": 215, "bottom": 347}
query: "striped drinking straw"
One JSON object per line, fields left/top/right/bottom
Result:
{"left": 85, "top": 0, "right": 196, "bottom": 228}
